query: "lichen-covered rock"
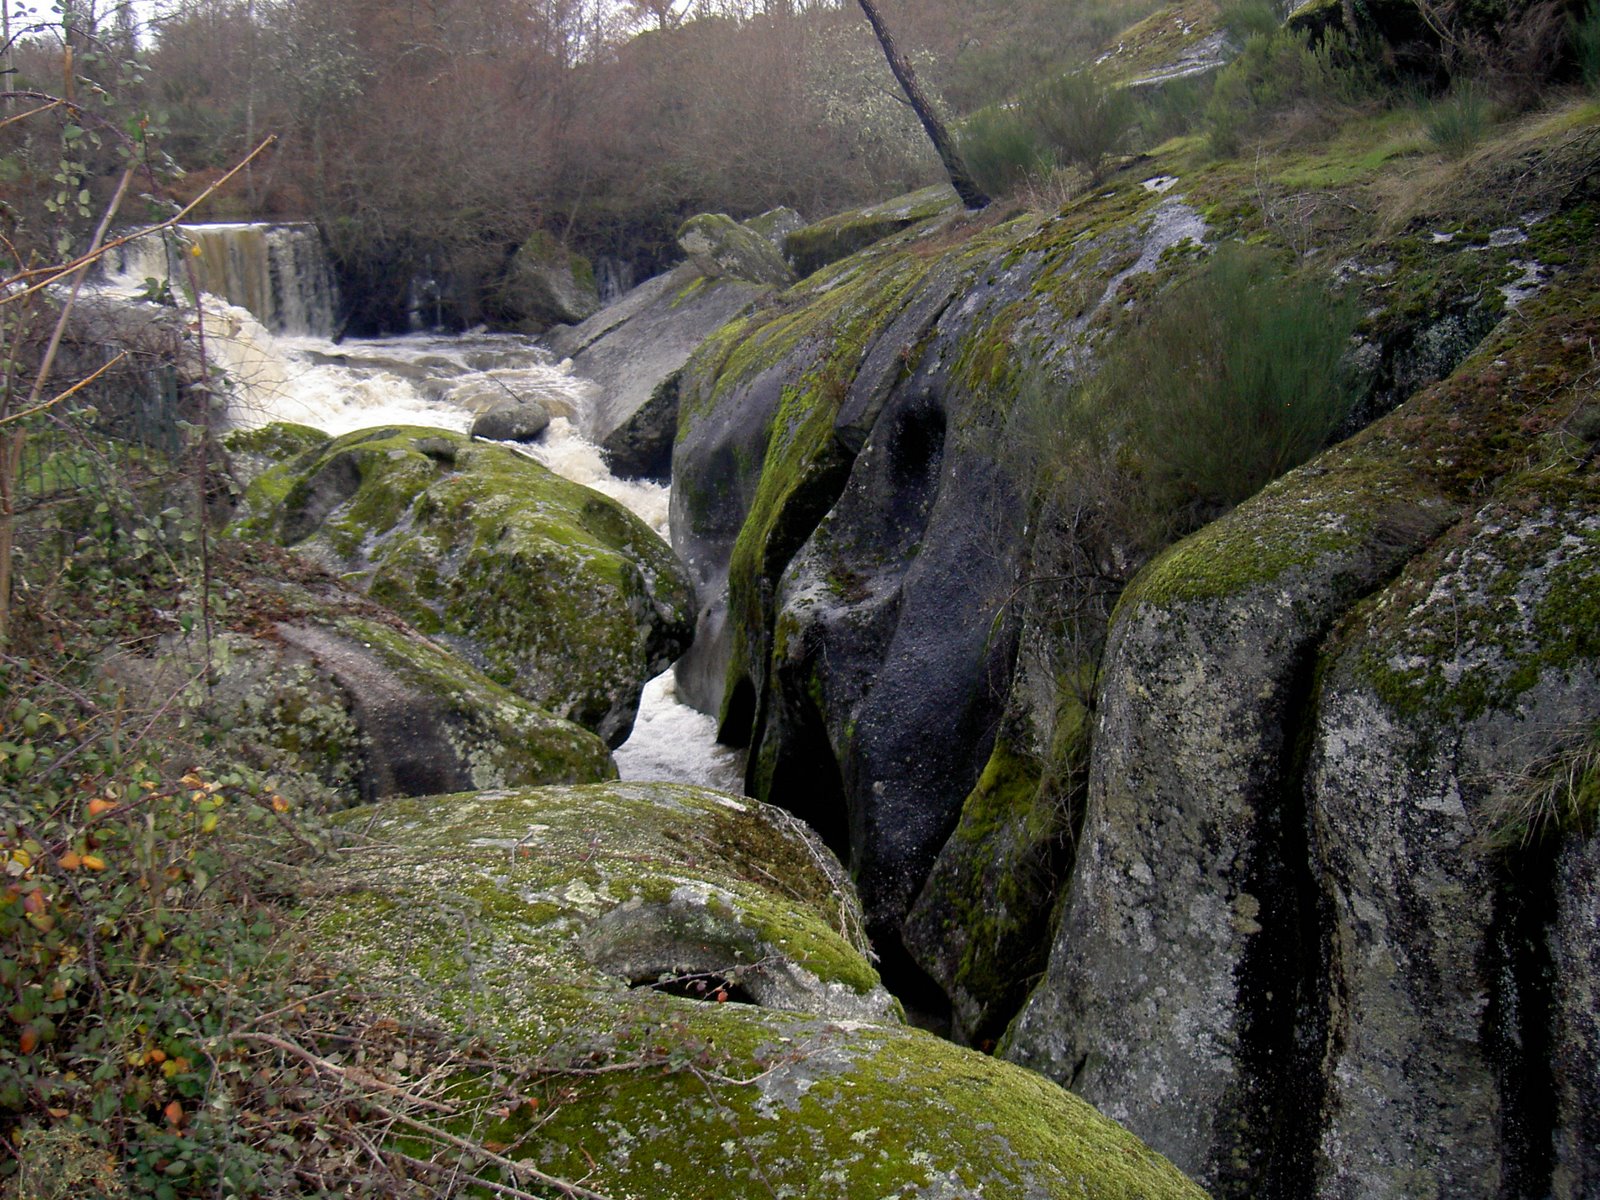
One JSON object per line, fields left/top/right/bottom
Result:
{"left": 902, "top": 720, "right": 1080, "bottom": 1048}
{"left": 223, "top": 422, "right": 330, "bottom": 492}
{"left": 315, "top": 783, "right": 1210, "bottom": 1200}
{"left": 678, "top": 212, "right": 796, "bottom": 287}
{"left": 1304, "top": 474, "right": 1600, "bottom": 1199}
{"left": 103, "top": 543, "right": 614, "bottom": 805}
{"left": 232, "top": 425, "right": 693, "bottom": 745}
{"left": 782, "top": 183, "right": 961, "bottom": 278}
{"left": 468, "top": 395, "right": 551, "bottom": 442}
{"left": 675, "top": 184, "right": 1209, "bottom": 963}
{"left": 745, "top": 205, "right": 806, "bottom": 248}
{"left": 1005, "top": 263, "right": 1600, "bottom": 1197}
{"left": 497, "top": 230, "right": 600, "bottom": 330}
{"left": 1555, "top": 829, "right": 1600, "bottom": 1199}
{"left": 548, "top": 263, "right": 773, "bottom": 481}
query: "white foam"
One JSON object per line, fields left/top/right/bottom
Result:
{"left": 614, "top": 670, "right": 745, "bottom": 792}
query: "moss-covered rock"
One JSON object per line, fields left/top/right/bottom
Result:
{"left": 222, "top": 421, "right": 329, "bottom": 492}
{"left": 103, "top": 541, "right": 614, "bottom": 807}
{"left": 678, "top": 212, "right": 796, "bottom": 287}
{"left": 314, "top": 783, "right": 1210, "bottom": 1200}
{"left": 675, "top": 183, "right": 1206, "bottom": 954}
{"left": 497, "top": 229, "right": 600, "bottom": 331}
{"left": 782, "top": 183, "right": 961, "bottom": 278}
{"left": 547, "top": 262, "right": 774, "bottom": 482}
{"left": 1303, "top": 469, "right": 1600, "bottom": 1199}
{"left": 1005, "top": 256, "right": 1600, "bottom": 1197}
{"left": 232, "top": 426, "right": 694, "bottom": 745}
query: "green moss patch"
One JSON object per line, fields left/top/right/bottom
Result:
{"left": 784, "top": 184, "right": 961, "bottom": 278}
{"left": 316, "top": 783, "right": 1208, "bottom": 1200}
{"left": 232, "top": 426, "right": 693, "bottom": 743}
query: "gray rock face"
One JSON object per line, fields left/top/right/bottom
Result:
{"left": 1305, "top": 489, "right": 1600, "bottom": 1200}
{"left": 497, "top": 232, "right": 600, "bottom": 330}
{"left": 468, "top": 395, "right": 550, "bottom": 442}
{"left": 677, "top": 212, "right": 796, "bottom": 287}
{"left": 744, "top": 205, "right": 805, "bottom": 247}
{"left": 1003, "top": 479, "right": 1457, "bottom": 1192}
{"left": 548, "top": 263, "right": 772, "bottom": 482}
{"left": 1556, "top": 832, "right": 1600, "bottom": 1199}
{"left": 672, "top": 187, "right": 1212, "bottom": 967}
{"left": 1004, "top": 271, "right": 1600, "bottom": 1198}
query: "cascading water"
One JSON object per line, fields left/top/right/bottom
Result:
{"left": 106, "top": 223, "right": 741, "bottom": 791}
{"left": 106, "top": 223, "right": 338, "bottom": 338}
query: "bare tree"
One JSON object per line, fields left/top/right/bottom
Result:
{"left": 854, "top": 0, "right": 988, "bottom": 209}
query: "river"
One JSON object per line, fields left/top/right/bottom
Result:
{"left": 105, "top": 223, "right": 743, "bottom": 793}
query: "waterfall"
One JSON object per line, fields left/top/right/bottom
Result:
{"left": 181, "top": 312, "right": 741, "bottom": 790}
{"left": 106, "top": 223, "right": 338, "bottom": 338}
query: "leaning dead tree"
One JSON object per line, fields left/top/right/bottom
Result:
{"left": 854, "top": 0, "right": 990, "bottom": 210}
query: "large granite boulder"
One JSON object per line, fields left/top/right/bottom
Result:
{"left": 782, "top": 183, "right": 961, "bottom": 278}
{"left": 544, "top": 263, "right": 772, "bottom": 481}
{"left": 315, "top": 781, "right": 1210, "bottom": 1200}
{"left": 677, "top": 212, "right": 796, "bottom": 287}
{"left": 671, "top": 186, "right": 1210, "bottom": 971}
{"left": 496, "top": 230, "right": 600, "bottom": 331}
{"left": 232, "top": 425, "right": 693, "bottom": 746}
{"left": 1003, "top": 264, "right": 1600, "bottom": 1197}
{"left": 102, "top": 541, "right": 614, "bottom": 808}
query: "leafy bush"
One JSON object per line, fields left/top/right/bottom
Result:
{"left": 1205, "top": 28, "right": 1382, "bottom": 154}
{"left": 1025, "top": 69, "right": 1136, "bottom": 182}
{"left": 1013, "top": 243, "right": 1362, "bottom": 555}
{"left": 1572, "top": 0, "right": 1600, "bottom": 89}
{"left": 1132, "top": 75, "right": 1213, "bottom": 143}
{"left": 960, "top": 106, "right": 1049, "bottom": 197}
{"left": 1219, "top": 0, "right": 1282, "bottom": 43}
{"left": 1424, "top": 82, "right": 1493, "bottom": 156}
{"left": 959, "top": 70, "right": 1136, "bottom": 196}
{"left": 0, "top": 692, "right": 318, "bottom": 1197}
{"left": 1105, "top": 243, "right": 1361, "bottom": 527}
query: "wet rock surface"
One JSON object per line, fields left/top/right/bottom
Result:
{"left": 317, "top": 782, "right": 1210, "bottom": 1200}
{"left": 232, "top": 425, "right": 694, "bottom": 746}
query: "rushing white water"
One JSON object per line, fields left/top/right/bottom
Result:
{"left": 106, "top": 223, "right": 338, "bottom": 337}
{"left": 118, "top": 233, "right": 734, "bottom": 789}
{"left": 614, "top": 670, "right": 745, "bottom": 792}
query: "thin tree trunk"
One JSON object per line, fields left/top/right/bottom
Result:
{"left": 854, "top": 0, "right": 989, "bottom": 210}
{"left": 0, "top": 429, "right": 21, "bottom": 645}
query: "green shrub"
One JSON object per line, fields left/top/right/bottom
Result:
{"left": 1102, "top": 242, "right": 1362, "bottom": 528}
{"left": 1133, "top": 75, "right": 1212, "bottom": 143}
{"left": 1204, "top": 28, "right": 1381, "bottom": 154}
{"left": 1010, "top": 243, "right": 1361, "bottom": 553}
{"left": 960, "top": 106, "right": 1050, "bottom": 197}
{"left": 1219, "top": 0, "right": 1282, "bottom": 43}
{"left": 1424, "top": 83, "right": 1493, "bottom": 156}
{"left": 1571, "top": 0, "right": 1600, "bottom": 90}
{"left": 1025, "top": 69, "right": 1136, "bottom": 181}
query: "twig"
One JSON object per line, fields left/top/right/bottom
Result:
{"left": 0, "top": 98, "right": 63, "bottom": 131}
{"left": 383, "top": 1147, "right": 558, "bottom": 1200}
{"left": 0, "top": 349, "right": 127, "bottom": 427}
{"left": 231, "top": 1030, "right": 459, "bottom": 1116}
{"left": 22, "top": 165, "right": 134, "bottom": 412}
{"left": 371, "top": 1098, "right": 617, "bottom": 1200}
{"left": 3, "top": 134, "right": 277, "bottom": 306}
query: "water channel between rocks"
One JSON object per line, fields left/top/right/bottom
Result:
{"left": 158, "top": 293, "right": 745, "bottom": 794}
